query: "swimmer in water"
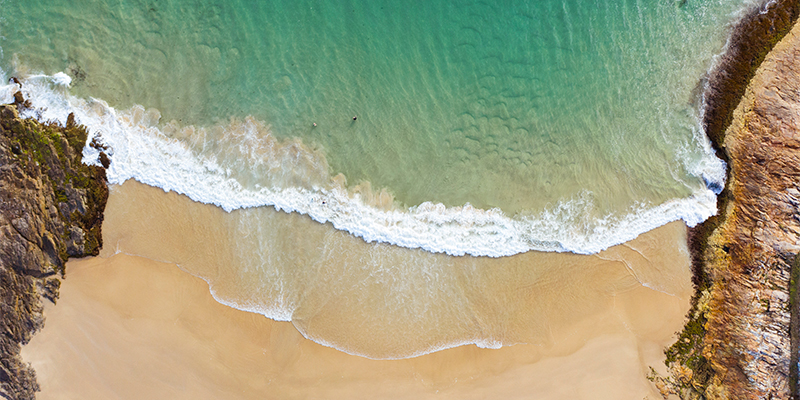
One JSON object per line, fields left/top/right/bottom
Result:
{"left": 353, "top": 116, "right": 357, "bottom": 121}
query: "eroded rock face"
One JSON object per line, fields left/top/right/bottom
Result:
{"left": 656, "top": 3, "right": 800, "bottom": 399}
{"left": 0, "top": 101, "right": 107, "bottom": 400}
{"left": 664, "top": 18, "right": 800, "bottom": 400}
{"left": 701, "top": 26, "right": 800, "bottom": 398}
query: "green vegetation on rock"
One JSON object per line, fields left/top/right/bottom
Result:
{"left": 0, "top": 92, "right": 108, "bottom": 400}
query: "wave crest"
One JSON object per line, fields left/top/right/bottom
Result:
{"left": 9, "top": 71, "right": 719, "bottom": 257}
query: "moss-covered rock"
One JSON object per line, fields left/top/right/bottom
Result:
{"left": 0, "top": 93, "right": 108, "bottom": 400}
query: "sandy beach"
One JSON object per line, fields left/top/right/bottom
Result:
{"left": 2, "top": 1, "right": 796, "bottom": 397}
{"left": 20, "top": 181, "right": 693, "bottom": 399}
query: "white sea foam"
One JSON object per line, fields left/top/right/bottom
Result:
{"left": 304, "top": 333, "right": 508, "bottom": 360}
{"left": 14, "top": 71, "right": 722, "bottom": 257}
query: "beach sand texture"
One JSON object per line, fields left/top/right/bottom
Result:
{"left": 4, "top": 1, "right": 794, "bottom": 397}
{"left": 22, "top": 181, "right": 693, "bottom": 399}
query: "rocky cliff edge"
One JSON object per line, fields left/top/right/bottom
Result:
{"left": 0, "top": 93, "right": 108, "bottom": 400}
{"left": 656, "top": 2, "right": 800, "bottom": 399}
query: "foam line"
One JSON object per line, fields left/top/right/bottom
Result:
{"left": 15, "top": 72, "right": 721, "bottom": 257}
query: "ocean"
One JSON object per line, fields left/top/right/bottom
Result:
{"left": 1, "top": 0, "right": 758, "bottom": 358}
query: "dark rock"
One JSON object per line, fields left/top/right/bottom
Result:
{"left": 98, "top": 152, "right": 110, "bottom": 169}
{"left": 36, "top": 278, "right": 60, "bottom": 305}
{"left": 64, "top": 226, "right": 85, "bottom": 256}
{"left": 65, "top": 113, "right": 75, "bottom": 129}
{"left": 11, "top": 92, "right": 24, "bottom": 108}
{"left": 0, "top": 102, "right": 108, "bottom": 400}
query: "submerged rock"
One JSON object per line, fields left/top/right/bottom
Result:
{"left": 0, "top": 98, "right": 108, "bottom": 400}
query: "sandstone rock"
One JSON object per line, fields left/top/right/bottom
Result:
{"left": 698, "top": 19, "right": 800, "bottom": 399}
{"left": 660, "top": 2, "right": 800, "bottom": 399}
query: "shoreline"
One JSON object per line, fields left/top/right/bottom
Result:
{"left": 94, "top": 178, "right": 697, "bottom": 361}
{"left": 702, "top": 0, "right": 800, "bottom": 155}
{"left": 22, "top": 180, "right": 696, "bottom": 399}
{"left": 659, "top": 0, "right": 800, "bottom": 397}
{"left": 3, "top": 1, "right": 798, "bottom": 398}
{"left": 0, "top": 96, "right": 108, "bottom": 400}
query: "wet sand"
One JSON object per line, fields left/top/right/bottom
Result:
{"left": 22, "top": 181, "right": 693, "bottom": 399}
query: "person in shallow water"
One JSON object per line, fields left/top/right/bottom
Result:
{"left": 353, "top": 116, "right": 357, "bottom": 121}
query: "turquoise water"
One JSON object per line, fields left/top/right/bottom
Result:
{"left": 0, "top": 0, "right": 761, "bottom": 358}
{"left": 2, "top": 0, "right": 739, "bottom": 221}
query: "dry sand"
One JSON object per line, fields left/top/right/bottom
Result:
{"left": 22, "top": 181, "right": 692, "bottom": 399}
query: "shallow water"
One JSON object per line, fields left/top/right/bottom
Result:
{"left": 100, "top": 180, "right": 691, "bottom": 359}
{"left": 2, "top": 0, "right": 743, "bottom": 221}
{"left": 0, "top": 0, "right": 754, "bottom": 255}
{"left": 0, "top": 0, "right": 758, "bottom": 357}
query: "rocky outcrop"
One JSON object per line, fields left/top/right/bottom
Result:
{"left": 702, "top": 25, "right": 800, "bottom": 396}
{"left": 656, "top": 3, "right": 800, "bottom": 399}
{"left": 0, "top": 96, "right": 108, "bottom": 400}
{"left": 702, "top": 0, "right": 800, "bottom": 152}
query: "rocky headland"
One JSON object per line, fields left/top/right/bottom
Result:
{"left": 0, "top": 93, "right": 108, "bottom": 400}
{"left": 657, "top": 1, "right": 800, "bottom": 398}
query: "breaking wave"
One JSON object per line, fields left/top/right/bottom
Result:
{"left": 2, "top": 71, "right": 723, "bottom": 257}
